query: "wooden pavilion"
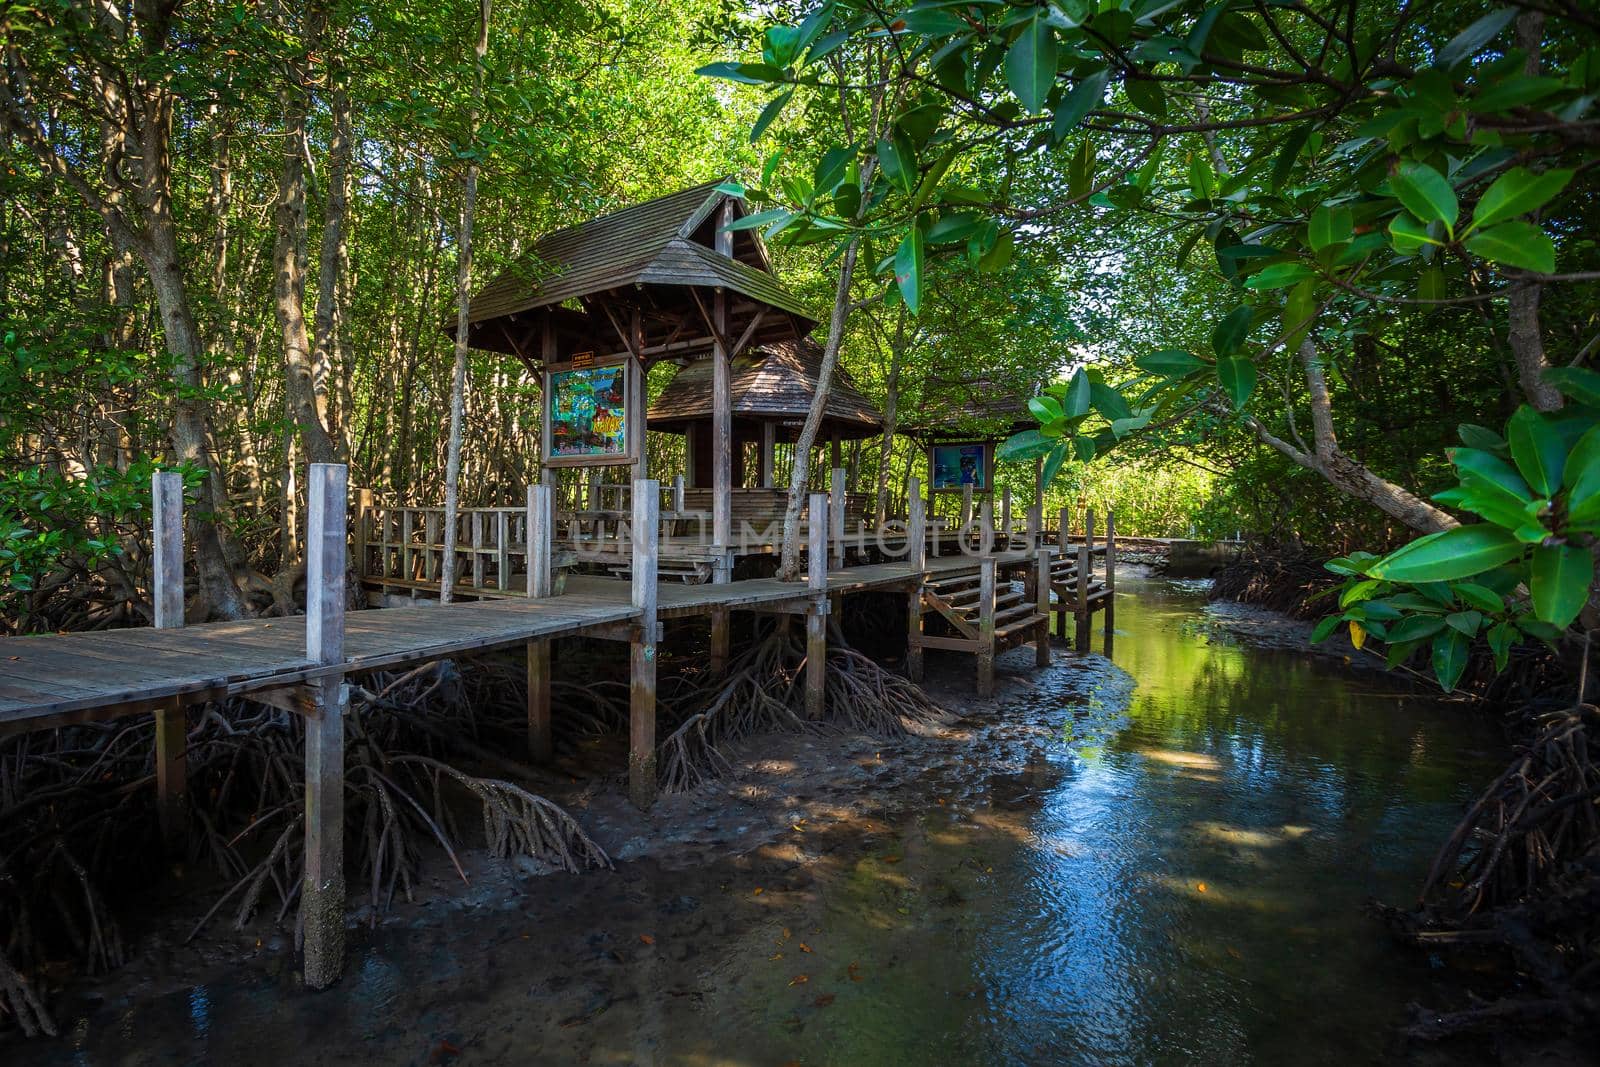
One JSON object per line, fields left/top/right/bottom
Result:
{"left": 901, "top": 374, "right": 1043, "bottom": 528}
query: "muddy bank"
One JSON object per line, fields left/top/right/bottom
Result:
{"left": 9, "top": 578, "right": 1508, "bottom": 1065}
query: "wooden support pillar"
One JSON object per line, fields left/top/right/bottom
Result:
{"left": 151, "top": 471, "right": 187, "bottom": 852}
{"left": 354, "top": 488, "right": 373, "bottom": 585}
{"left": 906, "top": 477, "right": 926, "bottom": 681}
{"left": 979, "top": 498, "right": 994, "bottom": 556}
{"left": 1104, "top": 510, "right": 1116, "bottom": 638}
{"left": 829, "top": 467, "right": 846, "bottom": 569}
{"left": 1033, "top": 454, "right": 1044, "bottom": 502}
{"left": 303, "top": 462, "right": 348, "bottom": 990}
{"left": 1058, "top": 506, "right": 1071, "bottom": 552}
{"left": 1000, "top": 488, "right": 1012, "bottom": 547}
{"left": 960, "top": 483, "right": 973, "bottom": 533}
{"left": 1026, "top": 504, "right": 1040, "bottom": 550}
{"left": 629, "top": 479, "right": 660, "bottom": 810}
{"left": 760, "top": 421, "right": 775, "bottom": 488}
{"left": 1075, "top": 539, "right": 1092, "bottom": 653}
{"left": 977, "top": 556, "right": 996, "bottom": 697}
{"left": 526, "top": 484, "right": 554, "bottom": 762}
{"left": 1035, "top": 547, "right": 1052, "bottom": 668}
{"left": 631, "top": 310, "right": 648, "bottom": 486}
{"left": 806, "top": 492, "right": 828, "bottom": 719}
{"left": 830, "top": 434, "right": 842, "bottom": 472}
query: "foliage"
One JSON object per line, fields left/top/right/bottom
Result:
{"left": 1313, "top": 376, "right": 1600, "bottom": 690}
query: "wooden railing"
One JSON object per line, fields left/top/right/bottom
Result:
{"left": 357, "top": 499, "right": 552, "bottom": 598}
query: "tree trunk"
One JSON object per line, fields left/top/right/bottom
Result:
{"left": 779, "top": 236, "right": 860, "bottom": 580}
{"left": 873, "top": 308, "right": 908, "bottom": 524}
{"left": 440, "top": 0, "right": 492, "bottom": 602}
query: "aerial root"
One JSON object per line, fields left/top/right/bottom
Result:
{"left": 656, "top": 621, "right": 948, "bottom": 795}
{"left": 0, "top": 947, "right": 55, "bottom": 1038}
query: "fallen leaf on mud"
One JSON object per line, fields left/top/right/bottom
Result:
{"left": 813, "top": 993, "right": 836, "bottom": 1008}
{"left": 781, "top": 927, "right": 792, "bottom": 941}
{"left": 753, "top": 887, "right": 764, "bottom": 895}
{"left": 769, "top": 952, "right": 784, "bottom": 961}
{"left": 799, "top": 942, "right": 813, "bottom": 953}
{"left": 1226, "top": 947, "right": 1242, "bottom": 960}
{"left": 1196, "top": 882, "right": 1208, "bottom": 893}
{"left": 639, "top": 934, "right": 655, "bottom": 945}
{"left": 847, "top": 962, "right": 864, "bottom": 982}
{"left": 788, "top": 974, "right": 809, "bottom": 986}
{"left": 883, "top": 855, "right": 902, "bottom": 864}
{"left": 428, "top": 1039, "right": 461, "bottom": 1064}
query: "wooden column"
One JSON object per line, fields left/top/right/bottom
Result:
{"left": 629, "top": 479, "right": 660, "bottom": 809}
{"left": 1058, "top": 506, "right": 1071, "bottom": 552}
{"left": 829, "top": 434, "right": 842, "bottom": 471}
{"left": 1076, "top": 537, "right": 1092, "bottom": 653}
{"left": 1000, "top": 488, "right": 1012, "bottom": 548}
{"left": 829, "top": 467, "right": 846, "bottom": 569}
{"left": 1035, "top": 547, "right": 1052, "bottom": 668}
{"left": 354, "top": 488, "right": 373, "bottom": 587}
{"left": 303, "top": 462, "right": 348, "bottom": 990}
{"left": 760, "top": 421, "right": 775, "bottom": 488}
{"left": 1026, "top": 504, "right": 1040, "bottom": 551}
{"left": 979, "top": 498, "right": 994, "bottom": 556}
{"left": 977, "top": 556, "right": 996, "bottom": 697}
{"left": 1033, "top": 454, "right": 1043, "bottom": 501}
{"left": 1104, "top": 510, "right": 1116, "bottom": 638}
{"left": 151, "top": 471, "right": 187, "bottom": 851}
{"left": 631, "top": 311, "right": 648, "bottom": 485}
{"left": 906, "top": 477, "right": 926, "bottom": 683}
{"left": 806, "top": 492, "right": 828, "bottom": 719}
{"left": 526, "top": 484, "right": 554, "bottom": 763}
{"left": 960, "top": 483, "right": 974, "bottom": 535}
{"left": 712, "top": 204, "right": 733, "bottom": 553}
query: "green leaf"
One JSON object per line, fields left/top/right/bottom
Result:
{"left": 1388, "top": 614, "right": 1447, "bottom": 644}
{"left": 1463, "top": 222, "right": 1556, "bottom": 274}
{"left": 1283, "top": 279, "right": 1316, "bottom": 351}
{"left": 997, "top": 429, "right": 1055, "bottom": 461}
{"left": 1389, "top": 162, "right": 1459, "bottom": 231}
{"left": 1451, "top": 447, "right": 1533, "bottom": 503}
{"left": 1308, "top": 204, "right": 1353, "bottom": 251}
{"left": 1530, "top": 544, "right": 1592, "bottom": 629}
{"left": 1453, "top": 582, "right": 1504, "bottom": 614}
{"left": 1005, "top": 17, "right": 1058, "bottom": 115}
{"left": 1486, "top": 620, "right": 1515, "bottom": 672}
{"left": 1089, "top": 382, "right": 1132, "bottom": 422}
{"left": 876, "top": 136, "right": 914, "bottom": 194}
{"left": 1438, "top": 8, "right": 1516, "bottom": 67}
{"left": 696, "top": 62, "right": 787, "bottom": 85}
{"left": 1137, "top": 349, "right": 1204, "bottom": 377}
{"left": 1244, "top": 262, "right": 1314, "bottom": 290}
{"left": 812, "top": 144, "right": 853, "bottom": 194}
{"left": 1388, "top": 213, "right": 1439, "bottom": 255}
{"left": 897, "top": 8, "right": 969, "bottom": 34}
{"left": 1562, "top": 425, "right": 1600, "bottom": 493}
{"left": 1125, "top": 77, "right": 1167, "bottom": 119}
{"left": 1431, "top": 630, "right": 1470, "bottom": 692}
{"left": 1027, "top": 395, "right": 1064, "bottom": 425}
{"left": 1368, "top": 525, "right": 1525, "bottom": 583}
{"left": 1506, "top": 405, "right": 1565, "bottom": 495}
{"left": 1445, "top": 610, "right": 1483, "bottom": 636}
{"left": 1543, "top": 367, "right": 1600, "bottom": 409}
{"left": 1063, "top": 368, "right": 1091, "bottom": 417}
{"left": 1071, "top": 435, "right": 1097, "bottom": 461}
{"left": 894, "top": 226, "right": 925, "bottom": 314}
{"left": 1040, "top": 439, "right": 1070, "bottom": 488}
{"left": 750, "top": 89, "right": 793, "bottom": 142}
{"left": 1270, "top": 125, "right": 1311, "bottom": 192}
{"left": 1210, "top": 306, "right": 1255, "bottom": 356}
{"left": 1459, "top": 423, "right": 1506, "bottom": 451}
{"left": 722, "top": 207, "right": 793, "bottom": 232}
{"left": 978, "top": 229, "right": 1014, "bottom": 272}
{"left": 1052, "top": 67, "right": 1109, "bottom": 141}
{"left": 1310, "top": 615, "right": 1342, "bottom": 643}
{"left": 1217, "top": 357, "right": 1257, "bottom": 410}
{"left": 1470, "top": 167, "right": 1574, "bottom": 230}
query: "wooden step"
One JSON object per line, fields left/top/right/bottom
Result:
{"left": 947, "top": 588, "right": 1025, "bottom": 612}
{"left": 995, "top": 613, "right": 1049, "bottom": 640}
{"left": 993, "top": 601, "right": 1040, "bottom": 628}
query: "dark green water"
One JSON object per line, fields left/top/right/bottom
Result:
{"left": 16, "top": 578, "right": 1505, "bottom": 1065}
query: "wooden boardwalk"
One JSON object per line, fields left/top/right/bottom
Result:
{"left": 0, "top": 553, "right": 1035, "bottom": 735}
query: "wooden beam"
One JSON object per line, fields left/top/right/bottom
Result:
{"left": 806, "top": 492, "right": 828, "bottom": 720}
{"left": 1035, "top": 548, "right": 1052, "bottom": 668}
{"left": 303, "top": 462, "right": 348, "bottom": 991}
{"left": 906, "top": 477, "right": 926, "bottom": 683}
{"left": 1076, "top": 529, "right": 1092, "bottom": 653}
{"left": 1104, "top": 510, "right": 1116, "bottom": 639}
{"left": 728, "top": 306, "right": 769, "bottom": 359}
{"left": 629, "top": 479, "right": 660, "bottom": 810}
{"left": 760, "top": 421, "right": 775, "bottom": 488}
{"left": 977, "top": 556, "right": 996, "bottom": 697}
{"left": 829, "top": 468, "right": 846, "bottom": 569}
{"left": 151, "top": 471, "right": 187, "bottom": 852}
{"left": 712, "top": 287, "right": 732, "bottom": 552}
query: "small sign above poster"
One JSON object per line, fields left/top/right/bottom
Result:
{"left": 570, "top": 350, "right": 595, "bottom": 369}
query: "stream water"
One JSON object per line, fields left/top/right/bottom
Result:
{"left": 17, "top": 576, "right": 1506, "bottom": 1065}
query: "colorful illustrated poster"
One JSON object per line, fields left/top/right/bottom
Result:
{"left": 549, "top": 365, "right": 628, "bottom": 458}
{"left": 931, "top": 443, "right": 988, "bottom": 490}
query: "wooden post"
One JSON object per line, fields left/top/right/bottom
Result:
{"left": 470, "top": 510, "right": 484, "bottom": 591}
{"left": 712, "top": 207, "right": 733, "bottom": 552}
{"left": 401, "top": 508, "right": 415, "bottom": 582}
{"left": 526, "top": 484, "right": 553, "bottom": 762}
{"left": 629, "top": 479, "right": 660, "bottom": 810}
{"left": 1033, "top": 454, "right": 1044, "bottom": 502}
{"left": 1104, "top": 510, "right": 1116, "bottom": 638}
{"left": 672, "top": 474, "right": 686, "bottom": 514}
{"left": 303, "top": 462, "right": 348, "bottom": 990}
{"left": 906, "top": 477, "right": 925, "bottom": 682}
{"left": 1025, "top": 504, "right": 1040, "bottom": 551}
{"left": 977, "top": 556, "right": 996, "bottom": 697}
{"left": 1035, "top": 547, "right": 1051, "bottom": 668}
{"left": 1086, "top": 507, "right": 1097, "bottom": 554}
{"left": 830, "top": 434, "right": 842, "bottom": 472}
{"left": 830, "top": 467, "right": 846, "bottom": 569}
{"left": 760, "top": 421, "right": 775, "bottom": 488}
{"left": 1075, "top": 539, "right": 1092, "bottom": 653}
{"left": 354, "top": 488, "right": 373, "bottom": 586}
{"left": 979, "top": 498, "right": 994, "bottom": 556}
{"left": 806, "top": 492, "right": 828, "bottom": 719}
{"left": 1058, "top": 506, "right": 1070, "bottom": 553}
{"left": 960, "top": 483, "right": 973, "bottom": 534}
{"left": 631, "top": 310, "right": 648, "bottom": 486}
{"left": 496, "top": 510, "right": 511, "bottom": 591}
{"left": 1000, "top": 488, "right": 1012, "bottom": 548}
{"left": 424, "top": 511, "right": 439, "bottom": 582}
{"left": 151, "top": 471, "right": 187, "bottom": 851}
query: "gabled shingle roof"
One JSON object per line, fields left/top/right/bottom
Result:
{"left": 648, "top": 339, "right": 883, "bottom": 440}
{"left": 899, "top": 375, "right": 1038, "bottom": 441}
{"left": 464, "top": 182, "right": 816, "bottom": 328}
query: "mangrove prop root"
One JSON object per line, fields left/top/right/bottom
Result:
{"left": 657, "top": 622, "right": 948, "bottom": 795}
{"left": 0, "top": 947, "right": 55, "bottom": 1038}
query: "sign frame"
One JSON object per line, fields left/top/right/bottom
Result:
{"left": 541, "top": 356, "right": 638, "bottom": 468}
{"left": 927, "top": 440, "right": 994, "bottom": 494}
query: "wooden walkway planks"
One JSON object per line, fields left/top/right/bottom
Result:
{"left": 0, "top": 551, "right": 1041, "bottom": 734}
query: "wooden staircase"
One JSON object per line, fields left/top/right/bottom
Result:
{"left": 913, "top": 554, "right": 1051, "bottom": 697}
